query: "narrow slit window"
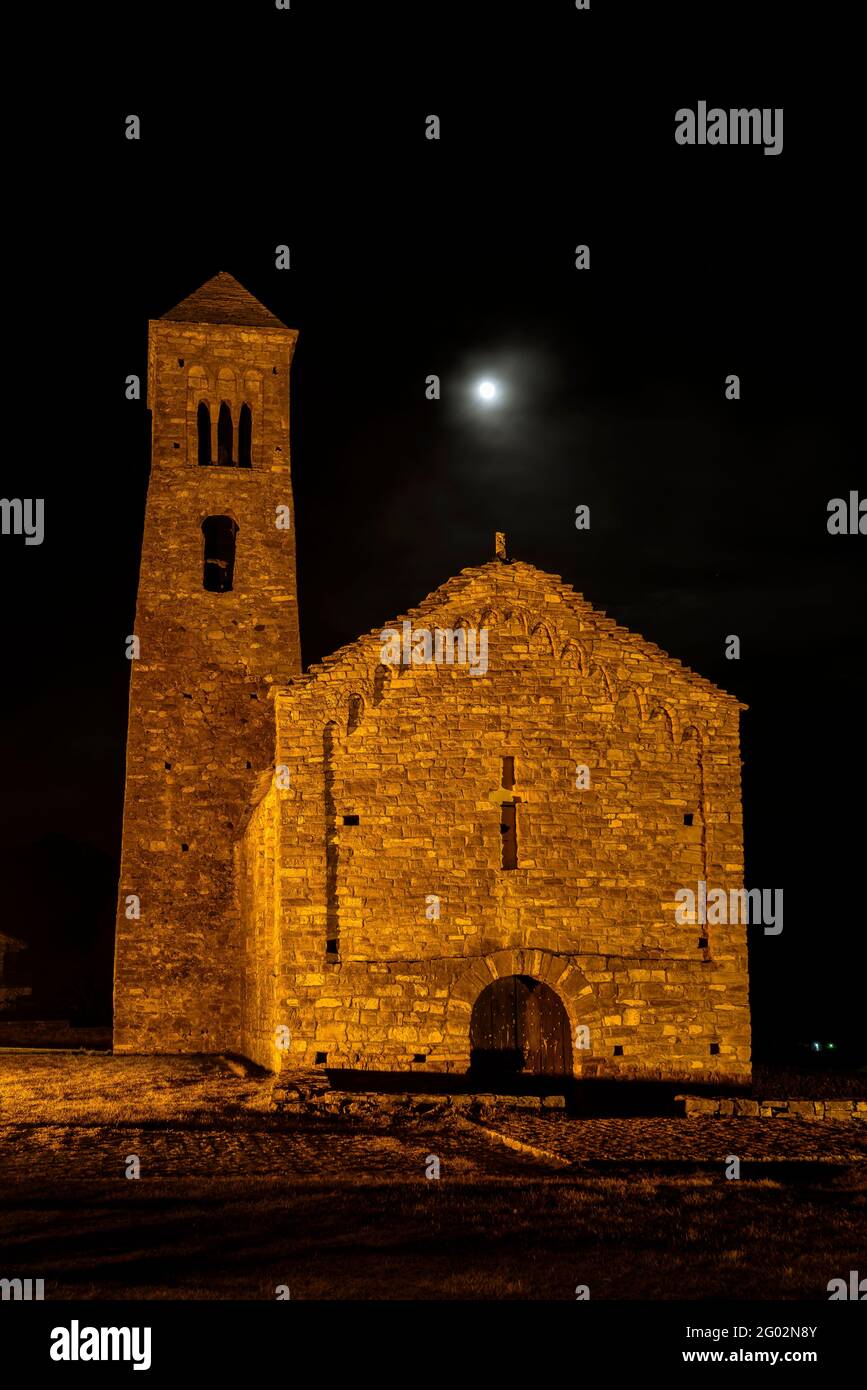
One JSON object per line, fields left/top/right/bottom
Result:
{"left": 238, "top": 403, "right": 252, "bottom": 468}
{"left": 347, "top": 694, "right": 363, "bottom": 734}
{"left": 202, "top": 516, "right": 238, "bottom": 593}
{"left": 501, "top": 802, "right": 517, "bottom": 870}
{"left": 197, "top": 402, "right": 211, "bottom": 465}
{"left": 217, "top": 401, "right": 233, "bottom": 466}
{"left": 500, "top": 756, "right": 518, "bottom": 869}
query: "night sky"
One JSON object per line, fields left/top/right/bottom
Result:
{"left": 2, "top": 3, "right": 863, "bottom": 1055}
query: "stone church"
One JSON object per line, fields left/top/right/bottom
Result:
{"left": 113, "top": 273, "right": 752, "bottom": 1084}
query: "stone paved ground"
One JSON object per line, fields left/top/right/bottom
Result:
{"left": 1, "top": 1054, "right": 865, "bottom": 1181}
{"left": 481, "top": 1113, "right": 867, "bottom": 1165}
{"left": 0, "top": 1117, "right": 545, "bottom": 1181}
{"left": 3, "top": 1112, "right": 861, "bottom": 1178}
{"left": 2, "top": 1113, "right": 865, "bottom": 1183}
{"left": 2, "top": 1055, "right": 865, "bottom": 1299}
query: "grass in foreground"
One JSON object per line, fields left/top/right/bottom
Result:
{"left": 2, "top": 1168, "right": 865, "bottom": 1300}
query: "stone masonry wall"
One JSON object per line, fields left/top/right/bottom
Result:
{"left": 240, "top": 560, "right": 751, "bottom": 1081}
{"left": 113, "top": 314, "right": 301, "bottom": 1053}
{"left": 238, "top": 778, "right": 280, "bottom": 1065}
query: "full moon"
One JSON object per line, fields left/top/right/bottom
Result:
{"left": 477, "top": 379, "right": 498, "bottom": 401}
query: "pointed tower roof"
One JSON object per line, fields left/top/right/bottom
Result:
{"left": 160, "top": 272, "right": 286, "bottom": 328}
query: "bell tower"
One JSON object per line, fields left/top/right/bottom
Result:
{"left": 113, "top": 273, "right": 301, "bottom": 1052}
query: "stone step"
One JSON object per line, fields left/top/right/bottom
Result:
{"left": 676, "top": 1095, "right": 867, "bottom": 1121}
{"left": 271, "top": 1087, "right": 567, "bottom": 1116}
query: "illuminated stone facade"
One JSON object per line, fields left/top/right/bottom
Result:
{"left": 115, "top": 275, "right": 752, "bottom": 1084}
{"left": 113, "top": 275, "right": 301, "bottom": 1052}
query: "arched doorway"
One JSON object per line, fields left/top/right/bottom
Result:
{"left": 470, "top": 975, "right": 573, "bottom": 1081}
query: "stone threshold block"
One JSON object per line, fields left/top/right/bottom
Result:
{"left": 271, "top": 1088, "right": 567, "bottom": 1117}
{"left": 676, "top": 1095, "right": 867, "bottom": 1122}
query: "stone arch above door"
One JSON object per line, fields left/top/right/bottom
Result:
{"left": 443, "top": 950, "right": 598, "bottom": 1078}
{"left": 447, "top": 949, "right": 597, "bottom": 1034}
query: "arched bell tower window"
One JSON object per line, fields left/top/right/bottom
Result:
{"left": 197, "top": 402, "right": 211, "bottom": 466}
{"left": 217, "top": 402, "right": 233, "bottom": 466}
{"left": 202, "top": 516, "right": 238, "bottom": 593}
{"left": 238, "top": 403, "right": 252, "bottom": 468}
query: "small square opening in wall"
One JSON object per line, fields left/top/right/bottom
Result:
{"left": 315, "top": 1052, "right": 327, "bottom": 1066}
{"left": 177, "top": 358, "right": 184, "bottom": 367}
{"left": 684, "top": 813, "right": 694, "bottom": 826}
{"left": 181, "top": 843, "right": 189, "bottom": 852}
{"left": 709, "top": 1043, "right": 720, "bottom": 1055}
{"left": 413, "top": 1054, "right": 426, "bottom": 1063}
{"left": 343, "top": 814, "right": 359, "bottom": 826}
{"left": 613, "top": 1045, "right": 623, "bottom": 1056}
{"left": 698, "top": 936, "right": 709, "bottom": 949}
{"left": 326, "top": 939, "right": 339, "bottom": 957}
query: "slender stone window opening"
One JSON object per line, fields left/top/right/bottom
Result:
{"left": 202, "top": 516, "right": 238, "bottom": 593}
{"left": 217, "top": 401, "right": 233, "bottom": 466}
{"left": 500, "top": 756, "right": 518, "bottom": 870}
{"left": 238, "top": 403, "right": 252, "bottom": 468}
{"left": 347, "top": 693, "right": 364, "bottom": 734}
{"left": 197, "top": 402, "right": 211, "bottom": 465}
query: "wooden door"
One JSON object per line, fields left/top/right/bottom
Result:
{"left": 470, "top": 975, "right": 572, "bottom": 1078}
